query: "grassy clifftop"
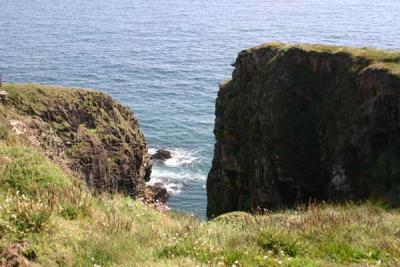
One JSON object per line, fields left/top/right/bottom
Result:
{"left": 1, "top": 141, "right": 400, "bottom": 266}
{"left": 0, "top": 84, "right": 400, "bottom": 266}
{"left": 249, "top": 42, "right": 400, "bottom": 74}
{"left": 1, "top": 83, "right": 152, "bottom": 197}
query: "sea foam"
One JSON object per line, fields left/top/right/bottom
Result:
{"left": 147, "top": 147, "right": 206, "bottom": 195}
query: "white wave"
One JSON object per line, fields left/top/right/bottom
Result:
{"left": 151, "top": 168, "right": 206, "bottom": 181}
{"left": 146, "top": 147, "right": 205, "bottom": 196}
{"left": 147, "top": 177, "right": 183, "bottom": 195}
{"left": 148, "top": 147, "right": 199, "bottom": 167}
{"left": 147, "top": 167, "right": 206, "bottom": 195}
{"left": 148, "top": 148, "right": 157, "bottom": 155}
{"left": 164, "top": 148, "right": 198, "bottom": 167}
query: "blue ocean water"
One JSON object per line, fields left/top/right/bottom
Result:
{"left": 1, "top": 0, "right": 400, "bottom": 218}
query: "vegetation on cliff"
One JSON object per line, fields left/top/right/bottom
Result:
{"left": 1, "top": 142, "right": 400, "bottom": 266}
{"left": 1, "top": 83, "right": 152, "bottom": 198}
{"left": 0, "top": 83, "right": 399, "bottom": 266}
{"left": 208, "top": 42, "right": 400, "bottom": 218}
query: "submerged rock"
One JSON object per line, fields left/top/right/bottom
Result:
{"left": 207, "top": 42, "right": 400, "bottom": 218}
{"left": 151, "top": 149, "right": 172, "bottom": 160}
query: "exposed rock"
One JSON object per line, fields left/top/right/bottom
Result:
{"left": 207, "top": 42, "right": 400, "bottom": 218}
{"left": 143, "top": 184, "right": 170, "bottom": 203}
{"left": 151, "top": 149, "right": 172, "bottom": 160}
{"left": 3, "top": 84, "right": 152, "bottom": 197}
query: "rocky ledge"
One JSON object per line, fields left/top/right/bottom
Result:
{"left": 207, "top": 42, "right": 400, "bottom": 218}
{"left": 0, "top": 84, "right": 155, "bottom": 199}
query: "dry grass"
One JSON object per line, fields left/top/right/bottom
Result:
{"left": 1, "top": 139, "right": 400, "bottom": 266}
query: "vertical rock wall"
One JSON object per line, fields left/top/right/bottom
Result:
{"left": 207, "top": 43, "right": 400, "bottom": 218}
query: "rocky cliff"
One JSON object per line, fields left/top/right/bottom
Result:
{"left": 207, "top": 43, "right": 400, "bottom": 218}
{"left": 1, "top": 84, "right": 152, "bottom": 197}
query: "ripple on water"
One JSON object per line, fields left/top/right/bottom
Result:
{"left": 1, "top": 0, "right": 400, "bottom": 218}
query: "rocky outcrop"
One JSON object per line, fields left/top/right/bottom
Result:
{"left": 2, "top": 84, "right": 152, "bottom": 197}
{"left": 207, "top": 43, "right": 400, "bottom": 218}
{"left": 144, "top": 183, "right": 170, "bottom": 203}
{"left": 151, "top": 149, "right": 172, "bottom": 160}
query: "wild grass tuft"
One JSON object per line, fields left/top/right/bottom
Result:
{"left": 0, "top": 121, "right": 10, "bottom": 140}
{"left": 0, "top": 141, "right": 400, "bottom": 266}
{"left": 0, "top": 146, "right": 71, "bottom": 195}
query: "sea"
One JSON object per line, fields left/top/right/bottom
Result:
{"left": 1, "top": 0, "right": 399, "bottom": 218}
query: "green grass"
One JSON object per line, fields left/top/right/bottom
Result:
{"left": 0, "top": 141, "right": 399, "bottom": 266}
{"left": 0, "top": 121, "right": 10, "bottom": 140}
{"left": 249, "top": 42, "right": 400, "bottom": 75}
{"left": 0, "top": 146, "right": 71, "bottom": 194}
{"left": 1, "top": 81, "right": 400, "bottom": 266}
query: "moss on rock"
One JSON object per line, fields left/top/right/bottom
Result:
{"left": 207, "top": 42, "right": 400, "bottom": 218}
{"left": 1, "top": 83, "right": 152, "bottom": 197}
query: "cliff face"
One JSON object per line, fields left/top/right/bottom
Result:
{"left": 2, "top": 84, "right": 152, "bottom": 197}
{"left": 207, "top": 43, "right": 400, "bottom": 218}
